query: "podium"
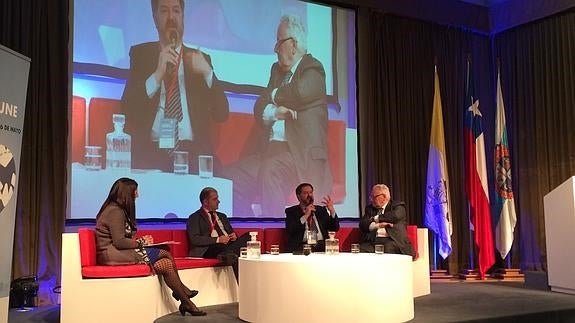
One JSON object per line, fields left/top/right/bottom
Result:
{"left": 543, "top": 176, "right": 575, "bottom": 295}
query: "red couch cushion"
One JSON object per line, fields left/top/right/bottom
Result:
{"left": 78, "top": 228, "right": 97, "bottom": 267}
{"left": 406, "top": 225, "right": 419, "bottom": 260}
{"left": 262, "top": 228, "right": 288, "bottom": 253}
{"left": 175, "top": 258, "right": 223, "bottom": 270}
{"left": 134, "top": 230, "right": 173, "bottom": 244}
{"left": 335, "top": 227, "right": 362, "bottom": 252}
{"left": 171, "top": 230, "right": 189, "bottom": 258}
{"left": 82, "top": 264, "right": 151, "bottom": 278}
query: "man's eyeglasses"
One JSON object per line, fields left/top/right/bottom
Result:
{"left": 275, "top": 37, "right": 294, "bottom": 49}
{"left": 372, "top": 193, "right": 385, "bottom": 199}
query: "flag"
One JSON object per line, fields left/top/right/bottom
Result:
{"left": 464, "top": 60, "right": 495, "bottom": 278}
{"left": 494, "top": 67, "right": 517, "bottom": 259}
{"left": 424, "top": 66, "right": 452, "bottom": 259}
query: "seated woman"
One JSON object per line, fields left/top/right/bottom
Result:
{"left": 95, "top": 177, "right": 206, "bottom": 316}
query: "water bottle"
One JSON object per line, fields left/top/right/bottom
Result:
{"left": 247, "top": 232, "right": 261, "bottom": 259}
{"left": 326, "top": 231, "right": 339, "bottom": 255}
{"left": 106, "top": 114, "right": 131, "bottom": 171}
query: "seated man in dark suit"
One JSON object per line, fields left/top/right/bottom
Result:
{"left": 186, "top": 187, "right": 249, "bottom": 280}
{"left": 285, "top": 183, "right": 339, "bottom": 252}
{"left": 359, "top": 184, "right": 414, "bottom": 256}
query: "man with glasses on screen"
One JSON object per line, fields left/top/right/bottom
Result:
{"left": 359, "top": 184, "right": 414, "bottom": 256}
{"left": 223, "top": 14, "right": 332, "bottom": 218}
{"left": 121, "top": 0, "right": 229, "bottom": 173}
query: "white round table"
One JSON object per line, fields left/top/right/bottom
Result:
{"left": 239, "top": 253, "right": 414, "bottom": 323}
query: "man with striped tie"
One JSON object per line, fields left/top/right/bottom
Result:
{"left": 122, "top": 0, "right": 229, "bottom": 173}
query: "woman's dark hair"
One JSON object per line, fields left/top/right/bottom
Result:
{"left": 96, "top": 177, "right": 138, "bottom": 228}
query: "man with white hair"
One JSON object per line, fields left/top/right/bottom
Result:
{"left": 224, "top": 14, "right": 332, "bottom": 217}
{"left": 359, "top": 184, "right": 415, "bottom": 256}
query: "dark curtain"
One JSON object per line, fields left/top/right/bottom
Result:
{"left": 359, "top": 8, "right": 575, "bottom": 274}
{"left": 358, "top": 9, "right": 496, "bottom": 275}
{"left": 494, "top": 8, "right": 575, "bottom": 270}
{"left": 1, "top": 0, "right": 68, "bottom": 303}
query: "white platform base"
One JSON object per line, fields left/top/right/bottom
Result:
{"left": 60, "top": 233, "right": 237, "bottom": 323}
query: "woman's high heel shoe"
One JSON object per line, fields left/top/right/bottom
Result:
{"left": 172, "top": 290, "right": 199, "bottom": 301}
{"left": 179, "top": 303, "right": 206, "bottom": 316}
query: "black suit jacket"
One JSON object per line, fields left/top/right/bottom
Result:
{"left": 252, "top": 54, "right": 332, "bottom": 197}
{"left": 359, "top": 201, "right": 415, "bottom": 256}
{"left": 186, "top": 208, "right": 234, "bottom": 257}
{"left": 285, "top": 204, "right": 340, "bottom": 252}
{"left": 121, "top": 42, "right": 229, "bottom": 170}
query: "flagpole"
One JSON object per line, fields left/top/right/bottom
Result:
{"left": 432, "top": 232, "right": 438, "bottom": 271}
{"left": 467, "top": 203, "right": 475, "bottom": 270}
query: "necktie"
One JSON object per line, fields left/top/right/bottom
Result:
{"left": 210, "top": 211, "right": 225, "bottom": 236}
{"left": 281, "top": 70, "right": 293, "bottom": 86}
{"left": 307, "top": 213, "right": 317, "bottom": 231}
{"left": 165, "top": 51, "right": 183, "bottom": 152}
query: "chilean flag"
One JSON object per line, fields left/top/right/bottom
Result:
{"left": 464, "top": 60, "right": 495, "bottom": 278}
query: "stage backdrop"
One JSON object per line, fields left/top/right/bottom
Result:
{"left": 0, "top": 44, "right": 30, "bottom": 322}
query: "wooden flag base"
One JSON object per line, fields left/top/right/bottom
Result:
{"left": 491, "top": 268, "right": 524, "bottom": 281}
{"left": 458, "top": 269, "right": 483, "bottom": 280}
{"left": 430, "top": 269, "right": 454, "bottom": 280}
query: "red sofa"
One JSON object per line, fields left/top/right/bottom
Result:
{"left": 64, "top": 226, "right": 427, "bottom": 322}
{"left": 77, "top": 225, "right": 419, "bottom": 278}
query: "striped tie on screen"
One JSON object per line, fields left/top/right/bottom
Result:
{"left": 165, "top": 52, "right": 183, "bottom": 154}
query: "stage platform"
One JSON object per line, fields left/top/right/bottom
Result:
{"left": 8, "top": 281, "right": 575, "bottom": 322}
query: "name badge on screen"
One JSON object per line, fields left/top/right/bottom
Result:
{"left": 159, "top": 118, "right": 177, "bottom": 149}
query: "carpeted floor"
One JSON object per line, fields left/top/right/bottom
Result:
{"left": 9, "top": 281, "right": 575, "bottom": 323}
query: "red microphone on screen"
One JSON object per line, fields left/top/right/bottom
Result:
{"left": 166, "top": 30, "right": 178, "bottom": 75}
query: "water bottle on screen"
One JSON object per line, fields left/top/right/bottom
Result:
{"left": 106, "top": 114, "right": 131, "bottom": 171}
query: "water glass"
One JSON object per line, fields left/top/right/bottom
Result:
{"left": 270, "top": 244, "right": 280, "bottom": 255}
{"left": 375, "top": 244, "right": 385, "bottom": 254}
{"left": 198, "top": 155, "right": 213, "bottom": 178}
{"left": 84, "top": 146, "right": 102, "bottom": 170}
{"left": 240, "top": 247, "right": 248, "bottom": 258}
{"left": 173, "top": 151, "right": 189, "bottom": 174}
{"left": 306, "top": 230, "right": 317, "bottom": 245}
{"left": 351, "top": 243, "right": 360, "bottom": 253}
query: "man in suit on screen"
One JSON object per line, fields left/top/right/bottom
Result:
{"left": 223, "top": 14, "right": 332, "bottom": 217}
{"left": 121, "top": 0, "right": 228, "bottom": 173}
{"left": 359, "top": 184, "right": 415, "bottom": 256}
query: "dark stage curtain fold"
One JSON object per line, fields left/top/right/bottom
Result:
{"left": 358, "top": 9, "right": 494, "bottom": 274}
{"left": 494, "top": 8, "right": 575, "bottom": 270}
{"left": 359, "top": 8, "right": 575, "bottom": 274}
{"left": 1, "top": 0, "right": 68, "bottom": 302}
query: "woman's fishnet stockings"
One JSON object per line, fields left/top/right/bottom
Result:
{"left": 156, "top": 249, "right": 193, "bottom": 295}
{"left": 153, "top": 253, "right": 198, "bottom": 311}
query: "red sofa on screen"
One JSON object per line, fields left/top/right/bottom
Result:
{"left": 71, "top": 96, "right": 347, "bottom": 202}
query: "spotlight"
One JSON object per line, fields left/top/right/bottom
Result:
{"left": 9, "top": 275, "right": 39, "bottom": 309}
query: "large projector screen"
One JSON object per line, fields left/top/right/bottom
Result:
{"left": 68, "top": 0, "right": 357, "bottom": 219}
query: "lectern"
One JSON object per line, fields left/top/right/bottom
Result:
{"left": 543, "top": 176, "right": 575, "bottom": 295}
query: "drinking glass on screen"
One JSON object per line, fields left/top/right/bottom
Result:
{"left": 198, "top": 155, "right": 213, "bottom": 178}
{"left": 173, "top": 151, "right": 189, "bottom": 174}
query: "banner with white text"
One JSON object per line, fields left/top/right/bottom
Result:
{"left": 0, "top": 44, "right": 30, "bottom": 321}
